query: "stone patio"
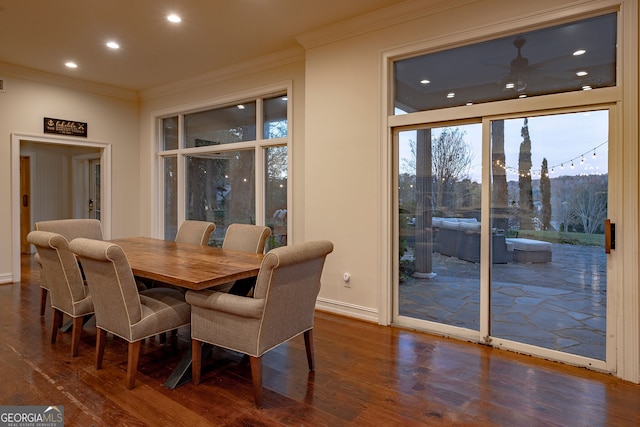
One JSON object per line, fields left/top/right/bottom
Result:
{"left": 399, "top": 243, "right": 607, "bottom": 360}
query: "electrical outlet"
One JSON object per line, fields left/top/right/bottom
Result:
{"left": 343, "top": 272, "right": 351, "bottom": 287}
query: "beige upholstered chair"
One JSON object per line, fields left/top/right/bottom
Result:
{"left": 186, "top": 240, "right": 333, "bottom": 408}
{"left": 222, "top": 223, "right": 271, "bottom": 253}
{"left": 27, "top": 231, "right": 94, "bottom": 357}
{"left": 212, "top": 224, "right": 271, "bottom": 295}
{"left": 69, "top": 238, "right": 191, "bottom": 389}
{"left": 175, "top": 220, "right": 216, "bottom": 246}
{"left": 34, "top": 219, "right": 103, "bottom": 316}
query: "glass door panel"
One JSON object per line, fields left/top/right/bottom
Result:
{"left": 397, "top": 123, "right": 482, "bottom": 330}
{"left": 489, "top": 111, "right": 608, "bottom": 360}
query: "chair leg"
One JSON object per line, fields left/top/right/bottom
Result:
{"left": 249, "top": 356, "right": 263, "bottom": 409}
{"left": 40, "top": 288, "right": 48, "bottom": 316}
{"left": 71, "top": 317, "right": 84, "bottom": 357}
{"left": 304, "top": 329, "right": 315, "bottom": 371}
{"left": 51, "top": 308, "right": 63, "bottom": 344}
{"left": 96, "top": 328, "right": 107, "bottom": 370}
{"left": 127, "top": 340, "right": 142, "bottom": 390}
{"left": 191, "top": 340, "right": 203, "bottom": 385}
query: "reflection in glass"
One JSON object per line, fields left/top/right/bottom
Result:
{"left": 394, "top": 13, "right": 616, "bottom": 112}
{"left": 163, "top": 156, "right": 178, "bottom": 240}
{"left": 263, "top": 95, "right": 288, "bottom": 139}
{"left": 265, "top": 146, "right": 288, "bottom": 250}
{"left": 184, "top": 102, "right": 257, "bottom": 148}
{"left": 185, "top": 150, "right": 255, "bottom": 245}
{"left": 162, "top": 116, "right": 179, "bottom": 150}
{"left": 490, "top": 111, "right": 608, "bottom": 360}
{"left": 397, "top": 124, "right": 482, "bottom": 330}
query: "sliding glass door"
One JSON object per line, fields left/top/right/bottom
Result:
{"left": 395, "top": 108, "right": 611, "bottom": 365}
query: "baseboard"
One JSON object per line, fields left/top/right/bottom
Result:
{"left": 0, "top": 273, "right": 13, "bottom": 285}
{"left": 315, "top": 297, "right": 379, "bottom": 323}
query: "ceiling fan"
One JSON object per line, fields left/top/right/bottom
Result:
{"left": 501, "top": 37, "right": 531, "bottom": 93}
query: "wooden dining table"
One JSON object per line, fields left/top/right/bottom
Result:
{"left": 109, "top": 236, "right": 265, "bottom": 388}
{"left": 110, "top": 236, "right": 264, "bottom": 290}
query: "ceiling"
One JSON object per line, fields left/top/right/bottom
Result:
{"left": 0, "top": 0, "right": 405, "bottom": 92}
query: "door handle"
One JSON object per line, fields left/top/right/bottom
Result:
{"left": 604, "top": 219, "right": 615, "bottom": 254}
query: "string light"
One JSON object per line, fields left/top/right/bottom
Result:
{"left": 492, "top": 140, "right": 607, "bottom": 177}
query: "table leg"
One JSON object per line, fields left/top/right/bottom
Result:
{"left": 164, "top": 344, "right": 213, "bottom": 389}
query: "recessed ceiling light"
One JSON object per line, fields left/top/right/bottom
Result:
{"left": 576, "top": 70, "right": 588, "bottom": 76}
{"left": 167, "top": 14, "right": 181, "bottom": 23}
{"left": 573, "top": 49, "right": 586, "bottom": 56}
{"left": 420, "top": 79, "right": 430, "bottom": 84}
{"left": 65, "top": 62, "right": 78, "bottom": 69}
{"left": 106, "top": 41, "right": 120, "bottom": 49}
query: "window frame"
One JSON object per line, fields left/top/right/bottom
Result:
{"left": 379, "top": 2, "right": 640, "bottom": 382}
{"left": 154, "top": 85, "right": 291, "bottom": 244}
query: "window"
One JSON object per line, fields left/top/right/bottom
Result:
{"left": 158, "top": 93, "right": 289, "bottom": 248}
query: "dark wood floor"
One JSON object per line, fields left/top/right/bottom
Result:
{"left": 2, "top": 255, "right": 640, "bottom": 426}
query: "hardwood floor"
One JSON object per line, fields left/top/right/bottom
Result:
{"left": 2, "top": 254, "right": 640, "bottom": 426}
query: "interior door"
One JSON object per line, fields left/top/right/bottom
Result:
{"left": 89, "top": 158, "right": 101, "bottom": 220}
{"left": 20, "top": 156, "right": 31, "bottom": 253}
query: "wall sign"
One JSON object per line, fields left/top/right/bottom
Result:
{"left": 43, "top": 117, "right": 87, "bottom": 137}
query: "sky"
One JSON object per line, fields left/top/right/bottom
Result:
{"left": 399, "top": 109, "right": 609, "bottom": 183}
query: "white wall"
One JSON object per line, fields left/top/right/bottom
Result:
{"left": 0, "top": 66, "right": 140, "bottom": 282}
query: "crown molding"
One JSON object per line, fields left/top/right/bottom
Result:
{"left": 0, "top": 61, "right": 138, "bottom": 101}
{"left": 140, "top": 46, "right": 305, "bottom": 102}
{"left": 295, "top": 0, "right": 480, "bottom": 50}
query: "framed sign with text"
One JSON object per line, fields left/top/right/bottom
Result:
{"left": 43, "top": 117, "right": 87, "bottom": 137}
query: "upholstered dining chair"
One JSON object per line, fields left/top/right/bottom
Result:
{"left": 213, "top": 224, "right": 271, "bottom": 295}
{"left": 34, "top": 219, "right": 103, "bottom": 316}
{"left": 175, "top": 220, "right": 216, "bottom": 246}
{"left": 27, "top": 231, "right": 94, "bottom": 357}
{"left": 185, "top": 240, "right": 334, "bottom": 408}
{"left": 69, "top": 238, "right": 191, "bottom": 389}
{"left": 222, "top": 223, "right": 271, "bottom": 253}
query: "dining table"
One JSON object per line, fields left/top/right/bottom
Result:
{"left": 109, "top": 236, "right": 265, "bottom": 388}
{"left": 110, "top": 236, "right": 264, "bottom": 290}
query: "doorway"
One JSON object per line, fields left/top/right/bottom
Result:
{"left": 394, "top": 108, "right": 614, "bottom": 370}
{"left": 10, "top": 132, "right": 112, "bottom": 282}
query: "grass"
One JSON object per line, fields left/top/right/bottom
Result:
{"left": 506, "top": 229, "right": 604, "bottom": 246}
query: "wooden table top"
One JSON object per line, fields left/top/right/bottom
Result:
{"left": 109, "top": 236, "right": 264, "bottom": 291}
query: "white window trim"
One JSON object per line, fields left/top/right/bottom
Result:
{"left": 151, "top": 82, "right": 292, "bottom": 242}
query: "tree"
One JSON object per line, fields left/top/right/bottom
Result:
{"left": 491, "top": 120, "right": 509, "bottom": 230}
{"left": 518, "top": 118, "right": 534, "bottom": 229}
{"left": 569, "top": 175, "right": 607, "bottom": 234}
{"left": 540, "top": 158, "right": 552, "bottom": 230}
{"left": 431, "top": 128, "right": 474, "bottom": 214}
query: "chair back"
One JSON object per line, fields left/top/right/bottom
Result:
{"left": 253, "top": 240, "right": 333, "bottom": 354}
{"left": 70, "top": 238, "right": 142, "bottom": 340}
{"left": 222, "top": 224, "right": 271, "bottom": 253}
{"left": 175, "top": 220, "right": 216, "bottom": 246}
{"left": 35, "top": 219, "right": 103, "bottom": 241}
{"left": 27, "top": 231, "right": 92, "bottom": 316}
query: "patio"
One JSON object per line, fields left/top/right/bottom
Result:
{"left": 399, "top": 242, "right": 607, "bottom": 360}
